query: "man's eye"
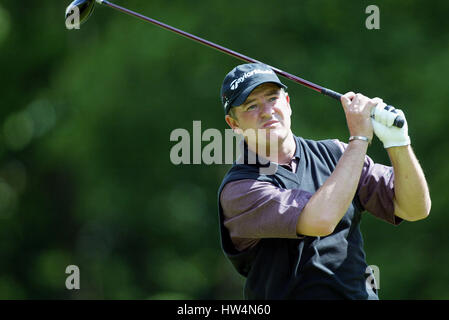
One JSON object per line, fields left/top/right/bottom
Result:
{"left": 246, "top": 105, "right": 257, "bottom": 111}
{"left": 269, "top": 96, "right": 278, "bottom": 102}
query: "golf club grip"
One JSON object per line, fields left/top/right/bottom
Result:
{"left": 321, "top": 88, "right": 404, "bottom": 128}
{"left": 392, "top": 114, "right": 405, "bottom": 128}
{"left": 321, "top": 88, "right": 343, "bottom": 100}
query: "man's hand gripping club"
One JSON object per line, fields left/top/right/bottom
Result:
{"left": 370, "top": 99, "right": 411, "bottom": 148}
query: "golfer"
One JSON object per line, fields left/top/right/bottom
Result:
{"left": 217, "top": 63, "right": 431, "bottom": 299}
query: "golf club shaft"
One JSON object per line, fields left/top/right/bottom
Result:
{"left": 98, "top": 0, "right": 338, "bottom": 97}
{"left": 97, "top": 0, "right": 404, "bottom": 128}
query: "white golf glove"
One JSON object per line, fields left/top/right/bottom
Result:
{"left": 371, "top": 102, "right": 411, "bottom": 148}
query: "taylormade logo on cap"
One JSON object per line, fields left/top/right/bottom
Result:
{"left": 220, "top": 63, "right": 287, "bottom": 115}
{"left": 229, "top": 69, "right": 275, "bottom": 90}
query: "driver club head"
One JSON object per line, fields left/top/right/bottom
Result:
{"left": 65, "top": 0, "right": 97, "bottom": 26}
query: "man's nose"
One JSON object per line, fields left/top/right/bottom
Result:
{"left": 261, "top": 101, "right": 275, "bottom": 117}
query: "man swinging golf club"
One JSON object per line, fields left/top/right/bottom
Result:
{"left": 217, "top": 63, "right": 431, "bottom": 299}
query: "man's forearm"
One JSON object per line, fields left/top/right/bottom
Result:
{"left": 387, "top": 145, "right": 431, "bottom": 221}
{"left": 297, "top": 140, "right": 368, "bottom": 236}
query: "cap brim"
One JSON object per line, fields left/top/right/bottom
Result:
{"left": 230, "top": 81, "right": 288, "bottom": 108}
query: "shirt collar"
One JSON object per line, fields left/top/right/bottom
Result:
{"left": 293, "top": 135, "right": 301, "bottom": 160}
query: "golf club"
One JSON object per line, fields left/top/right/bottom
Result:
{"left": 65, "top": 0, "right": 405, "bottom": 128}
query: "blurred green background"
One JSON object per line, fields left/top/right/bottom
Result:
{"left": 0, "top": 0, "right": 447, "bottom": 299}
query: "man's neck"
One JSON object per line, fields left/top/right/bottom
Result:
{"left": 246, "top": 131, "right": 296, "bottom": 165}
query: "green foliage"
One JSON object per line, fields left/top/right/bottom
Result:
{"left": 0, "top": 0, "right": 446, "bottom": 299}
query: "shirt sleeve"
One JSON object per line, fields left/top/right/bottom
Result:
{"left": 220, "top": 179, "right": 313, "bottom": 251}
{"left": 333, "top": 139, "right": 402, "bottom": 226}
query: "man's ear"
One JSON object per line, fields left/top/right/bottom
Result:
{"left": 225, "top": 114, "right": 239, "bottom": 131}
{"left": 285, "top": 92, "right": 292, "bottom": 114}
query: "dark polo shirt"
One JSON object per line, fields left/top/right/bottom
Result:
{"left": 217, "top": 136, "right": 402, "bottom": 299}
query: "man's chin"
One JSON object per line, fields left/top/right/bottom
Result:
{"left": 262, "top": 127, "right": 288, "bottom": 141}
{"left": 242, "top": 127, "right": 291, "bottom": 145}
{"left": 247, "top": 129, "right": 286, "bottom": 149}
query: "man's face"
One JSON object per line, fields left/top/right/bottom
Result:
{"left": 225, "top": 83, "right": 292, "bottom": 145}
